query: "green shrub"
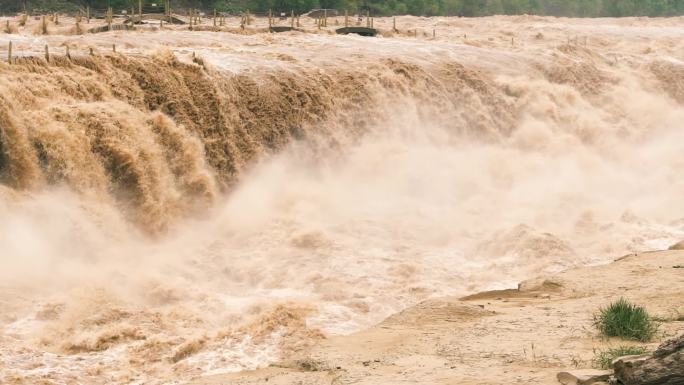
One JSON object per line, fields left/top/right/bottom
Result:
{"left": 593, "top": 298, "right": 657, "bottom": 341}
{"left": 592, "top": 346, "right": 648, "bottom": 369}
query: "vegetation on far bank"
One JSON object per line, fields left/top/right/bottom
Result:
{"left": 2, "top": 0, "right": 684, "bottom": 17}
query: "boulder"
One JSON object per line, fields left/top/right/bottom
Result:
{"left": 612, "top": 334, "right": 684, "bottom": 385}
{"left": 557, "top": 370, "right": 612, "bottom": 385}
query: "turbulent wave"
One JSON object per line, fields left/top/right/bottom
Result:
{"left": 1, "top": 20, "right": 684, "bottom": 384}
{"left": 0, "top": 52, "right": 513, "bottom": 232}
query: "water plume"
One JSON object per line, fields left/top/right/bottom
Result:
{"left": 1, "top": 17, "right": 683, "bottom": 384}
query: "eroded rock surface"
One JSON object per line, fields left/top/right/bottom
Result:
{"left": 613, "top": 334, "right": 684, "bottom": 385}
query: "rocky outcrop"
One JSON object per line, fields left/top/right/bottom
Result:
{"left": 612, "top": 334, "right": 684, "bottom": 385}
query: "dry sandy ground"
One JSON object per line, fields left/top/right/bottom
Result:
{"left": 191, "top": 249, "right": 683, "bottom": 385}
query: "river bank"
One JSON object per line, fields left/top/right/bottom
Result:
{"left": 193, "top": 249, "right": 684, "bottom": 384}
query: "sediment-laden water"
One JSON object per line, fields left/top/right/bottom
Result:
{"left": 0, "top": 15, "right": 683, "bottom": 384}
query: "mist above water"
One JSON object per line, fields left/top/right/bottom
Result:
{"left": 1, "top": 15, "right": 683, "bottom": 384}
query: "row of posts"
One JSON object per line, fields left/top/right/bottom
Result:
{"left": 3, "top": 27, "right": 593, "bottom": 66}
{"left": 5, "top": 42, "right": 122, "bottom": 64}
{"left": 186, "top": 8, "right": 375, "bottom": 30}
{"left": 1, "top": 11, "right": 434, "bottom": 39}
{"left": 6, "top": 10, "right": 569, "bottom": 41}
{"left": 2, "top": 8, "right": 375, "bottom": 33}
{"left": 267, "top": 10, "right": 297, "bottom": 29}
{"left": 2, "top": 13, "right": 412, "bottom": 37}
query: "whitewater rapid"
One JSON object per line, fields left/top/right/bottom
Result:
{"left": 1, "top": 15, "right": 683, "bottom": 385}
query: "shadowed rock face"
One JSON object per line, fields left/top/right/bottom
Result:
{"left": 613, "top": 334, "right": 684, "bottom": 385}
{"left": 668, "top": 240, "right": 684, "bottom": 250}
{"left": 557, "top": 369, "right": 611, "bottom": 385}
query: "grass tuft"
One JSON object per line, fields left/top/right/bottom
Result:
{"left": 593, "top": 298, "right": 657, "bottom": 341}
{"left": 592, "top": 346, "right": 648, "bottom": 369}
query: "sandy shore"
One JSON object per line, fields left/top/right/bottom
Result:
{"left": 191, "top": 249, "right": 683, "bottom": 384}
